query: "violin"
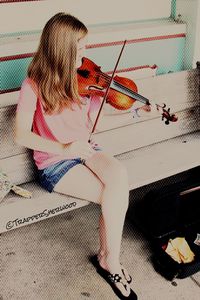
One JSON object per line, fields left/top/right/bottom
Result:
{"left": 77, "top": 57, "right": 178, "bottom": 125}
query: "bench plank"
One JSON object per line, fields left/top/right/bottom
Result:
{"left": 0, "top": 69, "right": 199, "bottom": 108}
{"left": 0, "top": 152, "right": 36, "bottom": 185}
{"left": 0, "top": 182, "right": 89, "bottom": 233}
{"left": 135, "top": 68, "right": 199, "bottom": 107}
{"left": 1, "top": 104, "right": 199, "bottom": 159}
{"left": 94, "top": 106, "right": 200, "bottom": 155}
{"left": 117, "top": 131, "right": 200, "bottom": 189}
{"left": 1, "top": 106, "right": 199, "bottom": 184}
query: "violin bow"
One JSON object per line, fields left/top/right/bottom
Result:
{"left": 88, "top": 40, "right": 127, "bottom": 143}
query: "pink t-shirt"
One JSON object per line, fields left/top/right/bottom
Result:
{"left": 17, "top": 78, "right": 101, "bottom": 169}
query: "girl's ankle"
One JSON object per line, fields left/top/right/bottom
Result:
{"left": 98, "top": 250, "right": 106, "bottom": 260}
{"left": 104, "top": 254, "right": 121, "bottom": 273}
{"left": 97, "top": 251, "right": 122, "bottom": 274}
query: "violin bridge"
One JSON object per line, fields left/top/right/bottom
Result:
{"left": 131, "top": 108, "right": 141, "bottom": 118}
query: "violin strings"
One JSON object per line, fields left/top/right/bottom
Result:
{"left": 95, "top": 71, "right": 164, "bottom": 109}
{"left": 113, "top": 81, "right": 150, "bottom": 104}
{"left": 98, "top": 72, "right": 145, "bottom": 99}
{"left": 90, "top": 70, "right": 173, "bottom": 122}
{"left": 97, "top": 72, "right": 150, "bottom": 105}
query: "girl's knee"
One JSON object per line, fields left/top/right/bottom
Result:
{"left": 87, "top": 152, "right": 129, "bottom": 187}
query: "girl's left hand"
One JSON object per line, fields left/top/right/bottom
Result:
{"left": 89, "top": 139, "right": 101, "bottom": 150}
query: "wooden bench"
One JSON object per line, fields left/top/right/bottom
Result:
{"left": 0, "top": 64, "right": 200, "bottom": 234}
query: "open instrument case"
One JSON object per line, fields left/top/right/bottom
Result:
{"left": 134, "top": 166, "right": 200, "bottom": 280}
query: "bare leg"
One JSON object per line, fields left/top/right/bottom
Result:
{"left": 98, "top": 213, "right": 132, "bottom": 283}
{"left": 98, "top": 214, "right": 107, "bottom": 259}
{"left": 54, "top": 163, "right": 104, "bottom": 204}
{"left": 84, "top": 152, "right": 131, "bottom": 296}
{"left": 85, "top": 152, "right": 129, "bottom": 263}
{"left": 54, "top": 152, "right": 131, "bottom": 296}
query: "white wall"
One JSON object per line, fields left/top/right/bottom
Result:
{"left": 193, "top": 0, "right": 200, "bottom": 65}
{"left": 0, "top": 0, "right": 171, "bottom": 35}
{"left": 176, "top": 0, "right": 200, "bottom": 68}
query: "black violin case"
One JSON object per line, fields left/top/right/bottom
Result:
{"left": 134, "top": 166, "right": 200, "bottom": 280}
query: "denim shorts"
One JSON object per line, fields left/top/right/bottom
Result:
{"left": 38, "top": 158, "right": 84, "bottom": 192}
{"left": 38, "top": 146, "right": 102, "bottom": 193}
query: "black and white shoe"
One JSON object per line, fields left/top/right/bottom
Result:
{"left": 89, "top": 255, "right": 137, "bottom": 300}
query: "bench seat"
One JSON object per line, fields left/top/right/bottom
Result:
{"left": 1, "top": 131, "right": 199, "bottom": 233}
{"left": 118, "top": 131, "right": 200, "bottom": 190}
{"left": 0, "top": 182, "right": 89, "bottom": 233}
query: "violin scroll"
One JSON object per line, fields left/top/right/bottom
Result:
{"left": 159, "top": 104, "right": 178, "bottom": 125}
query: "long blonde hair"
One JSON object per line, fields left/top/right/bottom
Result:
{"left": 28, "top": 12, "right": 88, "bottom": 114}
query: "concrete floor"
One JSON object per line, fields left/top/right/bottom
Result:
{"left": 0, "top": 203, "right": 200, "bottom": 300}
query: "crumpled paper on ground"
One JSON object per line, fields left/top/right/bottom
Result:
{"left": 165, "top": 237, "right": 195, "bottom": 264}
{"left": 0, "top": 170, "right": 32, "bottom": 203}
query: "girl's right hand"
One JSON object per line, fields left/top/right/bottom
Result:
{"left": 63, "top": 140, "right": 96, "bottom": 160}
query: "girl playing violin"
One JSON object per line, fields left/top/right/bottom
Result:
{"left": 15, "top": 12, "right": 137, "bottom": 300}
